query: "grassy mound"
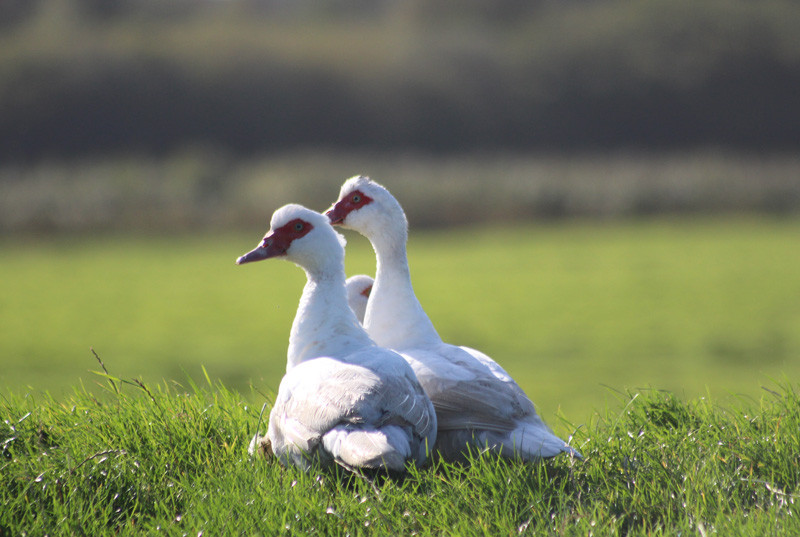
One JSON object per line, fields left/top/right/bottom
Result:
{"left": 2, "top": 373, "right": 797, "bottom": 535}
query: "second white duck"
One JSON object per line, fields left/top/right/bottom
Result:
{"left": 327, "top": 176, "right": 581, "bottom": 461}
{"left": 236, "top": 204, "right": 436, "bottom": 472}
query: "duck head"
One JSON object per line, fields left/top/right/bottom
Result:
{"left": 237, "top": 204, "right": 346, "bottom": 274}
{"left": 325, "top": 176, "right": 408, "bottom": 241}
{"left": 345, "top": 274, "right": 374, "bottom": 324}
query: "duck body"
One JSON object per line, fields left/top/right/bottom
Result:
{"left": 267, "top": 348, "right": 433, "bottom": 471}
{"left": 327, "top": 177, "right": 581, "bottom": 461}
{"left": 391, "top": 343, "right": 576, "bottom": 460}
{"left": 237, "top": 204, "right": 436, "bottom": 471}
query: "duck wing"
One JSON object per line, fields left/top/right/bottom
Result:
{"left": 269, "top": 354, "right": 436, "bottom": 470}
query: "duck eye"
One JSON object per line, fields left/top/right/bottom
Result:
{"left": 352, "top": 194, "right": 361, "bottom": 204}
{"left": 294, "top": 222, "right": 304, "bottom": 231}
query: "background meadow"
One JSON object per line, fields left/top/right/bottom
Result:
{"left": 2, "top": 207, "right": 799, "bottom": 427}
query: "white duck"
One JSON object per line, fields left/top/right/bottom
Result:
{"left": 326, "top": 176, "right": 581, "bottom": 461}
{"left": 345, "top": 274, "right": 374, "bottom": 324}
{"left": 236, "top": 204, "right": 436, "bottom": 472}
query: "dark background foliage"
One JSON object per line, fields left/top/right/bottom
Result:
{"left": 2, "top": 0, "right": 799, "bottom": 161}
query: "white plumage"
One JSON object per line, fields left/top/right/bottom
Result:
{"left": 327, "top": 177, "right": 581, "bottom": 461}
{"left": 237, "top": 204, "right": 436, "bottom": 471}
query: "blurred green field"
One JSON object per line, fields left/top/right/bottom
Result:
{"left": 1, "top": 216, "right": 799, "bottom": 427}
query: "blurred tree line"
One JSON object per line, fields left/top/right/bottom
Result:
{"left": 1, "top": 0, "right": 799, "bottom": 160}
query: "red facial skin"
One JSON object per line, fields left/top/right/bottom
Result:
{"left": 236, "top": 218, "right": 314, "bottom": 265}
{"left": 326, "top": 190, "right": 373, "bottom": 225}
{"left": 360, "top": 284, "right": 373, "bottom": 298}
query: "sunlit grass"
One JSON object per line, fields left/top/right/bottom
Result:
{"left": 1, "top": 377, "right": 798, "bottom": 535}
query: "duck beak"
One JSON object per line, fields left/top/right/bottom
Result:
{"left": 325, "top": 202, "right": 347, "bottom": 226}
{"left": 236, "top": 245, "right": 270, "bottom": 265}
{"left": 236, "top": 232, "right": 286, "bottom": 265}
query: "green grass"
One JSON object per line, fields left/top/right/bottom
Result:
{"left": 2, "top": 216, "right": 800, "bottom": 425}
{"left": 2, "top": 377, "right": 798, "bottom": 535}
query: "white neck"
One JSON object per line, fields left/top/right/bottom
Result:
{"left": 286, "top": 266, "right": 374, "bottom": 371}
{"left": 364, "top": 227, "right": 442, "bottom": 350}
